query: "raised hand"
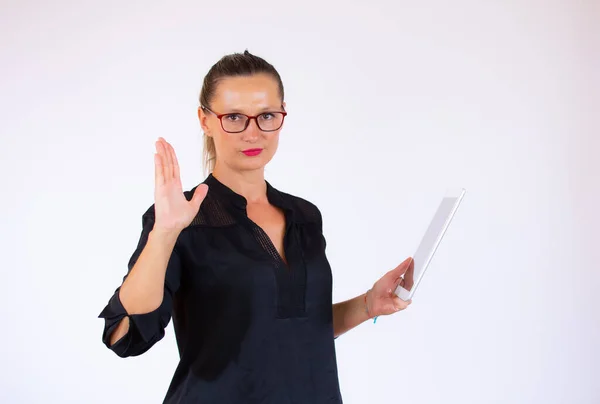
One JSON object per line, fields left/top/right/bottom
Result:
{"left": 153, "top": 137, "right": 208, "bottom": 233}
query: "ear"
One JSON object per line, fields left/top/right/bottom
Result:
{"left": 282, "top": 101, "right": 286, "bottom": 110}
{"left": 198, "top": 107, "right": 211, "bottom": 135}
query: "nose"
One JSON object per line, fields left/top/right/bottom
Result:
{"left": 241, "top": 118, "right": 261, "bottom": 142}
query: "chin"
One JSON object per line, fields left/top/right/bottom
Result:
{"left": 241, "top": 154, "right": 274, "bottom": 171}
{"left": 226, "top": 158, "right": 260, "bottom": 172}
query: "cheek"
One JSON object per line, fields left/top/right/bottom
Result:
{"left": 212, "top": 134, "right": 236, "bottom": 159}
{"left": 266, "top": 134, "right": 280, "bottom": 150}
{"left": 204, "top": 118, "right": 221, "bottom": 136}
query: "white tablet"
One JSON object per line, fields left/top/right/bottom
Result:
{"left": 395, "top": 188, "right": 466, "bottom": 301}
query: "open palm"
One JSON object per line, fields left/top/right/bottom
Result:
{"left": 153, "top": 137, "right": 208, "bottom": 232}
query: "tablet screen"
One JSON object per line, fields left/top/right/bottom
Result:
{"left": 396, "top": 189, "right": 465, "bottom": 300}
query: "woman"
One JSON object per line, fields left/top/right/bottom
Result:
{"left": 98, "top": 50, "right": 414, "bottom": 403}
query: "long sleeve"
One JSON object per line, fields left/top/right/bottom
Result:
{"left": 98, "top": 206, "right": 182, "bottom": 358}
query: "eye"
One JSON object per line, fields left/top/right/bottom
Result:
{"left": 260, "top": 113, "right": 275, "bottom": 120}
{"left": 224, "top": 114, "right": 242, "bottom": 122}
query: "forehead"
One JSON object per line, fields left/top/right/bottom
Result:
{"left": 211, "top": 74, "right": 281, "bottom": 111}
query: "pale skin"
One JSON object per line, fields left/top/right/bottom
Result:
{"left": 108, "top": 73, "right": 414, "bottom": 346}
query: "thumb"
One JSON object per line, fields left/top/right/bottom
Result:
{"left": 381, "top": 256, "right": 413, "bottom": 284}
{"left": 394, "top": 257, "right": 413, "bottom": 277}
{"left": 190, "top": 184, "right": 209, "bottom": 209}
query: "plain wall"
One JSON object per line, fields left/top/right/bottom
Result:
{"left": 1, "top": 0, "right": 598, "bottom": 403}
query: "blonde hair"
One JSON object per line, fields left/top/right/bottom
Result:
{"left": 199, "top": 50, "right": 284, "bottom": 176}
{"left": 202, "top": 134, "right": 216, "bottom": 176}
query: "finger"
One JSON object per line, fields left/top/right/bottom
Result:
{"left": 191, "top": 183, "right": 209, "bottom": 210}
{"left": 383, "top": 257, "right": 413, "bottom": 283}
{"left": 154, "top": 143, "right": 165, "bottom": 186}
{"left": 404, "top": 259, "right": 415, "bottom": 289}
{"left": 394, "top": 257, "right": 413, "bottom": 277}
{"left": 156, "top": 138, "right": 168, "bottom": 177}
{"left": 161, "top": 138, "right": 174, "bottom": 181}
{"left": 393, "top": 296, "right": 412, "bottom": 310}
{"left": 166, "top": 141, "right": 181, "bottom": 186}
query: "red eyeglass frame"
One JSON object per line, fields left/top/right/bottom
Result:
{"left": 201, "top": 105, "right": 288, "bottom": 133}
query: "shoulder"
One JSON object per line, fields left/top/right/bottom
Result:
{"left": 275, "top": 188, "right": 323, "bottom": 225}
{"left": 137, "top": 182, "right": 213, "bottom": 230}
{"left": 183, "top": 183, "right": 237, "bottom": 228}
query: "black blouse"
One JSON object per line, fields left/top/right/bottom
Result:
{"left": 98, "top": 173, "right": 344, "bottom": 403}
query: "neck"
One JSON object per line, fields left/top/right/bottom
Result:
{"left": 211, "top": 164, "right": 267, "bottom": 204}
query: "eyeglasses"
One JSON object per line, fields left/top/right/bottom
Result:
{"left": 201, "top": 105, "right": 287, "bottom": 133}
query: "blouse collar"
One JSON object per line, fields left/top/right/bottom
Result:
{"left": 204, "top": 173, "right": 292, "bottom": 213}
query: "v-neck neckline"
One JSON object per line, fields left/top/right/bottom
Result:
{"left": 246, "top": 211, "right": 292, "bottom": 270}
{"left": 204, "top": 173, "right": 294, "bottom": 270}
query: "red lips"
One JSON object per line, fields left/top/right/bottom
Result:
{"left": 242, "top": 149, "right": 262, "bottom": 157}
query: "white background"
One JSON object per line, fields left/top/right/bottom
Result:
{"left": 1, "top": 0, "right": 598, "bottom": 403}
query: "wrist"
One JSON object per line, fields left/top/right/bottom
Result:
{"left": 149, "top": 227, "right": 181, "bottom": 245}
{"left": 364, "top": 289, "right": 373, "bottom": 320}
